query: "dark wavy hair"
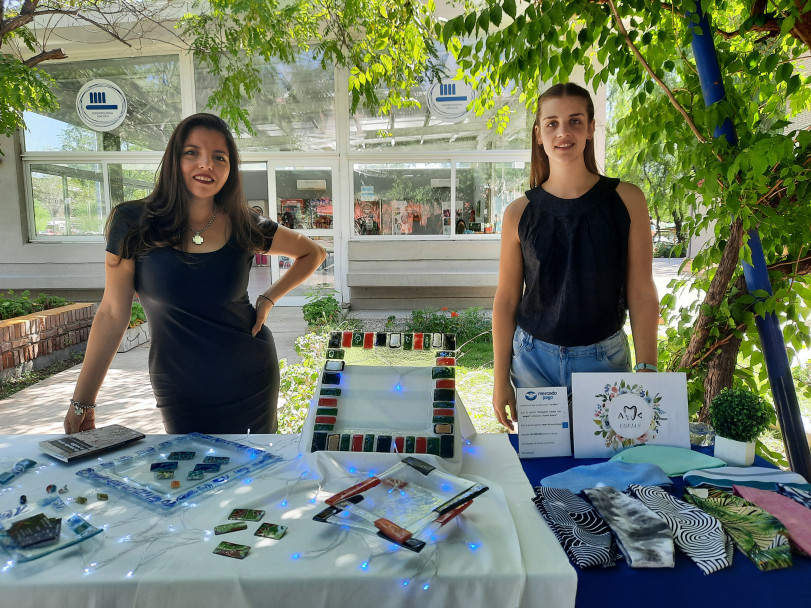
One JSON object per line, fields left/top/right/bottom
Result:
{"left": 108, "top": 113, "right": 271, "bottom": 257}
{"left": 529, "top": 83, "right": 599, "bottom": 188}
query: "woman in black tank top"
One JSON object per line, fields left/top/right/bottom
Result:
{"left": 492, "top": 83, "right": 660, "bottom": 431}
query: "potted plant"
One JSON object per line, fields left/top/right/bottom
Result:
{"left": 118, "top": 301, "right": 150, "bottom": 353}
{"left": 709, "top": 387, "right": 773, "bottom": 466}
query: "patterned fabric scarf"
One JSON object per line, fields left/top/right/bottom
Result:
{"left": 776, "top": 483, "right": 811, "bottom": 509}
{"left": 628, "top": 484, "right": 732, "bottom": 575}
{"left": 733, "top": 485, "right": 811, "bottom": 556}
{"left": 684, "top": 487, "right": 792, "bottom": 571}
{"left": 533, "top": 487, "right": 620, "bottom": 569}
{"left": 583, "top": 486, "right": 675, "bottom": 568}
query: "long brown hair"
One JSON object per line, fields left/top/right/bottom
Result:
{"left": 109, "top": 113, "right": 270, "bottom": 257}
{"left": 529, "top": 83, "right": 599, "bottom": 188}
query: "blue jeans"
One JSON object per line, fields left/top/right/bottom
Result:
{"left": 510, "top": 325, "right": 631, "bottom": 392}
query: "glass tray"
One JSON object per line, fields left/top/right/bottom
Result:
{"left": 0, "top": 495, "right": 102, "bottom": 563}
{"left": 76, "top": 433, "right": 281, "bottom": 511}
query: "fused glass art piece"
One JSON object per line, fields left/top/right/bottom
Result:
{"left": 313, "top": 456, "right": 488, "bottom": 552}
{"left": 76, "top": 433, "right": 282, "bottom": 510}
{"left": 308, "top": 332, "right": 459, "bottom": 460}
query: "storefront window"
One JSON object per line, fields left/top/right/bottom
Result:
{"left": 352, "top": 163, "right": 452, "bottom": 236}
{"left": 455, "top": 162, "right": 528, "bottom": 235}
{"left": 275, "top": 168, "right": 333, "bottom": 230}
{"left": 352, "top": 161, "right": 527, "bottom": 237}
{"left": 23, "top": 56, "right": 181, "bottom": 152}
{"left": 30, "top": 163, "right": 105, "bottom": 237}
{"left": 195, "top": 54, "right": 336, "bottom": 152}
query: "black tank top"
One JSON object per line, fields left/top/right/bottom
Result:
{"left": 515, "top": 175, "right": 630, "bottom": 347}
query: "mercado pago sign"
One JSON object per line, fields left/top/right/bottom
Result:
{"left": 427, "top": 77, "right": 474, "bottom": 123}
{"left": 75, "top": 79, "right": 128, "bottom": 132}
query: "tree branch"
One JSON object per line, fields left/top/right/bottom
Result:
{"left": 605, "top": 0, "right": 707, "bottom": 144}
{"left": 23, "top": 48, "right": 67, "bottom": 67}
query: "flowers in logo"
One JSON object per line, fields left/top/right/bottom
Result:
{"left": 593, "top": 380, "right": 664, "bottom": 450}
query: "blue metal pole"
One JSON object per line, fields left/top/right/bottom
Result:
{"left": 688, "top": 9, "right": 811, "bottom": 478}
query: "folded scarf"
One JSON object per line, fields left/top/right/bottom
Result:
{"left": 533, "top": 486, "right": 620, "bottom": 569}
{"left": 540, "top": 461, "right": 671, "bottom": 494}
{"left": 684, "top": 487, "right": 792, "bottom": 571}
{"left": 584, "top": 486, "right": 675, "bottom": 568}
{"left": 628, "top": 484, "right": 732, "bottom": 574}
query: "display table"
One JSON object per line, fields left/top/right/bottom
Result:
{"left": 0, "top": 433, "right": 576, "bottom": 608}
{"left": 510, "top": 434, "right": 811, "bottom": 608}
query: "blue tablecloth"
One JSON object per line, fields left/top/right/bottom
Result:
{"left": 509, "top": 434, "right": 811, "bottom": 607}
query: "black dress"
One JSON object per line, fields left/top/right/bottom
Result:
{"left": 107, "top": 203, "right": 280, "bottom": 434}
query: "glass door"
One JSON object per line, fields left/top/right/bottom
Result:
{"left": 268, "top": 163, "right": 339, "bottom": 306}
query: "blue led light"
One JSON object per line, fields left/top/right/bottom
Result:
{"left": 281, "top": 500, "right": 288, "bottom": 507}
{"left": 360, "top": 561, "right": 369, "bottom": 570}
{"left": 349, "top": 467, "right": 356, "bottom": 474}
{"left": 309, "top": 497, "right": 317, "bottom": 504}
{"left": 292, "top": 553, "right": 301, "bottom": 560}
{"left": 423, "top": 583, "right": 430, "bottom": 591}
{"left": 243, "top": 478, "right": 253, "bottom": 485}
{"left": 395, "top": 383, "right": 402, "bottom": 391}
{"left": 469, "top": 543, "right": 478, "bottom": 551}
{"left": 402, "top": 580, "right": 410, "bottom": 587}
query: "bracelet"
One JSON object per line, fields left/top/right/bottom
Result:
{"left": 257, "top": 294, "right": 275, "bottom": 306}
{"left": 70, "top": 398, "right": 96, "bottom": 416}
{"left": 633, "top": 363, "right": 658, "bottom": 372}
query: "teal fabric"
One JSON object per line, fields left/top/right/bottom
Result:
{"left": 610, "top": 445, "right": 726, "bottom": 477}
{"left": 683, "top": 467, "right": 811, "bottom": 491}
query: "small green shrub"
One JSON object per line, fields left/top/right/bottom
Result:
{"left": 301, "top": 289, "right": 343, "bottom": 328}
{"left": 277, "top": 331, "right": 328, "bottom": 433}
{"left": 129, "top": 301, "right": 147, "bottom": 328}
{"left": 405, "top": 306, "right": 492, "bottom": 345}
{"left": 0, "top": 290, "right": 71, "bottom": 321}
{"left": 709, "top": 387, "right": 774, "bottom": 443}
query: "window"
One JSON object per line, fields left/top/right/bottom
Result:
{"left": 23, "top": 56, "right": 182, "bottom": 152}
{"left": 195, "top": 54, "right": 336, "bottom": 152}
{"left": 352, "top": 161, "right": 528, "bottom": 237}
{"left": 30, "top": 163, "right": 105, "bottom": 237}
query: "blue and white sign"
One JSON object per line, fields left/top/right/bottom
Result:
{"left": 427, "top": 79, "right": 474, "bottom": 123}
{"left": 75, "top": 79, "right": 128, "bottom": 132}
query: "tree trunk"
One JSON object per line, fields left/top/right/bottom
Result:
{"left": 698, "top": 333, "right": 743, "bottom": 422}
{"left": 679, "top": 218, "right": 744, "bottom": 370}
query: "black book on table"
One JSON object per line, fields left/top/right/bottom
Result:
{"left": 39, "top": 424, "right": 146, "bottom": 463}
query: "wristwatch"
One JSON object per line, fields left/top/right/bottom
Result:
{"left": 633, "top": 363, "right": 658, "bottom": 372}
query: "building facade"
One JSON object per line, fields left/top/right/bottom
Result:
{"left": 0, "top": 32, "right": 606, "bottom": 309}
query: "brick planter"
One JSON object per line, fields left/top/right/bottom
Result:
{"left": 0, "top": 303, "right": 96, "bottom": 381}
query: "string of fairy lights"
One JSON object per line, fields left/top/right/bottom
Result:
{"left": 0, "top": 432, "right": 483, "bottom": 594}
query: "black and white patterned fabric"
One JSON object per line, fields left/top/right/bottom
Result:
{"left": 776, "top": 483, "right": 811, "bottom": 509}
{"left": 533, "top": 487, "right": 620, "bottom": 569}
{"left": 583, "top": 486, "right": 675, "bottom": 568}
{"left": 628, "top": 484, "right": 733, "bottom": 575}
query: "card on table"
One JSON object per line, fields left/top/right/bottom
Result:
{"left": 254, "top": 523, "right": 287, "bottom": 539}
{"left": 193, "top": 463, "right": 221, "bottom": 473}
{"left": 228, "top": 508, "right": 265, "bottom": 522}
{"left": 213, "top": 541, "right": 251, "bottom": 559}
{"left": 150, "top": 461, "right": 178, "bottom": 472}
{"left": 214, "top": 522, "right": 248, "bottom": 535}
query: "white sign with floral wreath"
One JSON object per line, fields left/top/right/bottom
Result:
{"left": 572, "top": 372, "right": 690, "bottom": 458}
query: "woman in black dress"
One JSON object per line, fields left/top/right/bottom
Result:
{"left": 64, "top": 113, "right": 326, "bottom": 434}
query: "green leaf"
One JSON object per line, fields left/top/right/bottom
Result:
{"left": 503, "top": 0, "right": 517, "bottom": 19}
{"left": 489, "top": 4, "right": 503, "bottom": 27}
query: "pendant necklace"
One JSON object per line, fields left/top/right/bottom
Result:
{"left": 189, "top": 208, "right": 217, "bottom": 245}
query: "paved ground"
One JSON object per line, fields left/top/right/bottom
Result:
{"left": 0, "top": 259, "right": 692, "bottom": 436}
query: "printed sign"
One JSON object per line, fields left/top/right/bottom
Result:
{"left": 75, "top": 79, "right": 127, "bottom": 132}
{"left": 517, "top": 387, "right": 572, "bottom": 458}
{"left": 427, "top": 79, "right": 474, "bottom": 123}
{"left": 572, "top": 372, "right": 690, "bottom": 458}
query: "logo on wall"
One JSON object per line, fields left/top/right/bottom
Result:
{"left": 427, "top": 79, "right": 473, "bottom": 123}
{"left": 75, "top": 79, "right": 128, "bottom": 132}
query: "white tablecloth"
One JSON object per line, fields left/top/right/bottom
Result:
{"left": 0, "top": 433, "right": 576, "bottom": 608}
